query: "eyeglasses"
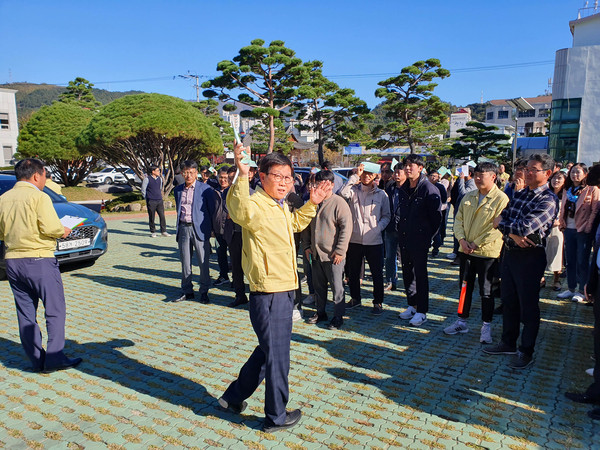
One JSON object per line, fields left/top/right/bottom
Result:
{"left": 524, "top": 168, "right": 546, "bottom": 174}
{"left": 267, "top": 172, "right": 294, "bottom": 184}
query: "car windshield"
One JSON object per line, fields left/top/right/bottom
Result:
{"left": 100, "top": 168, "right": 114, "bottom": 173}
{"left": 0, "top": 179, "right": 66, "bottom": 203}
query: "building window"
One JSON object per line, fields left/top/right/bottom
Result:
{"left": 549, "top": 98, "right": 581, "bottom": 162}
{"left": 0, "top": 113, "right": 8, "bottom": 130}
{"left": 2, "top": 146, "right": 12, "bottom": 162}
{"left": 498, "top": 111, "right": 509, "bottom": 119}
{"left": 538, "top": 108, "right": 549, "bottom": 117}
{"left": 486, "top": 112, "right": 494, "bottom": 120}
{"left": 518, "top": 109, "right": 536, "bottom": 118}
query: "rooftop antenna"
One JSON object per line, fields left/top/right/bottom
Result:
{"left": 480, "top": 90, "right": 483, "bottom": 104}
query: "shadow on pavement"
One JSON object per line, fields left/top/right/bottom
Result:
{"left": 0, "top": 336, "right": 260, "bottom": 422}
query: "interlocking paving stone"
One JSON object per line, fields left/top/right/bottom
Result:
{"left": 0, "top": 216, "right": 600, "bottom": 448}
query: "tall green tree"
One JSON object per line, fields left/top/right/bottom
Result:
{"left": 59, "top": 77, "right": 101, "bottom": 108}
{"left": 202, "top": 39, "right": 310, "bottom": 153}
{"left": 374, "top": 59, "right": 450, "bottom": 153}
{"left": 440, "top": 121, "right": 511, "bottom": 163}
{"left": 191, "top": 99, "right": 235, "bottom": 147}
{"left": 17, "top": 102, "right": 96, "bottom": 186}
{"left": 78, "top": 94, "right": 222, "bottom": 195}
{"left": 293, "top": 61, "right": 371, "bottom": 165}
{"left": 247, "top": 119, "right": 293, "bottom": 155}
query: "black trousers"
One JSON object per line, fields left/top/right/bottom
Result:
{"left": 500, "top": 247, "right": 546, "bottom": 356}
{"left": 458, "top": 253, "right": 498, "bottom": 322}
{"left": 215, "top": 233, "right": 229, "bottom": 279}
{"left": 586, "top": 276, "right": 600, "bottom": 398}
{"left": 399, "top": 246, "right": 430, "bottom": 313}
{"left": 229, "top": 231, "right": 246, "bottom": 300}
{"left": 346, "top": 243, "right": 384, "bottom": 305}
{"left": 222, "top": 290, "right": 294, "bottom": 427}
{"left": 147, "top": 199, "right": 166, "bottom": 233}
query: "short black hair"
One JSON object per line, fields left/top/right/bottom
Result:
{"left": 259, "top": 152, "right": 292, "bottom": 174}
{"left": 315, "top": 169, "right": 335, "bottom": 183}
{"left": 218, "top": 165, "right": 230, "bottom": 175}
{"left": 182, "top": 160, "right": 198, "bottom": 171}
{"left": 148, "top": 164, "right": 159, "bottom": 174}
{"left": 15, "top": 158, "right": 45, "bottom": 181}
{"left": 403, "top": 154, "right": 424, "bottom": 167}
{"left": 586, "top": 164, "right": 600, "bottom": 187}
{"left": 227, "top": 166, "right": 237, "bottom": 175}
{"left": 394, "top": 163, "right": 405, "bottom": 171}
{"left": 321, "top": 160, "right": 332, "bottom": 170}
{"left": 474, "top": 162, "right": 498, "bottom": 176}
{"left": 199, "top": 165, "right": 208, "bottom": 172}
{"left": 528, "top": 153, "right": 555, "bottom": 172}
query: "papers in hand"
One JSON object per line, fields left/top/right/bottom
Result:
{"left": 61, "top": 215, "right": 87, "bottom": 229}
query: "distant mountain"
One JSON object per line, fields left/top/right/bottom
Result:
{"left": 0, "top": 82, "right": 144, "bottom": 122}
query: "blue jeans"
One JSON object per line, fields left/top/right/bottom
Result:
{"left": 564, "top": 228, "right": 593, "bottom": 292}
{"left": 384, "top": 230, "right": 399, "bottom": 285}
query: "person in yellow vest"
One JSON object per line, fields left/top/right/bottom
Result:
{"left": 218, "top": 144, "right": 330, "bottom": 433}
{"left": 0, "top": 159, "right": 81, "bottom": 372}
{"left": 44, "top": 168, "right": 63, "bottom": 196}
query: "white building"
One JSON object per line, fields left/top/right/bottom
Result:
{"left": 485, "top": 95, "right": 551, "bottom": 137}
{"left": 550, "top": 6, "right": 600, "bottom": 164}
{"left": 449, "top": 108, "right": 472, "bottom": 138}
{"left": 0, "top": 88, "right": 18, "bottom": 166}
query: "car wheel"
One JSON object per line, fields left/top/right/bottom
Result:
{"left": 104, "top": 177, "right": 113, "bottom": 185}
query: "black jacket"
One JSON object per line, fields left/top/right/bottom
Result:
{"left": 397, "top": 174, "right": 442, "bottom": 252}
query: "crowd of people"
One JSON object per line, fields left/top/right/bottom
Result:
{"left": 2, "top": 149, "right": 600, "bottom": 434}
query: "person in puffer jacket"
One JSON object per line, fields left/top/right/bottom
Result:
{"left": 339, "top": 161, "right": 391, "bottom": 315}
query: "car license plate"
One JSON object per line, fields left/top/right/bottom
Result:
{"left": 58, "top": 238, "right": 91, "bottom": 250}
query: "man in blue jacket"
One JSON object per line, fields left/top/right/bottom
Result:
{"left": 171, "top": 160, "right": 216, "bottom": 304}
{"left": 397, "top": 154, "right": 442, "bottom": 327}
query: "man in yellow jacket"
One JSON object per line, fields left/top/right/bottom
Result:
{"left": 0, "top": 159, "right": 81, "bottom": 372}
{"left": 444, "top": 162, "right": 509, "bottom": 344}
{"left": 218, "top": 144, "right": 330, "bottom": 433}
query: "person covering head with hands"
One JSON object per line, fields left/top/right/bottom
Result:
{"left": 219, "top": 142, "right": 330, "bottom": 433}
{"left": 0, "top": 158, "right": 81, "bottom": 373}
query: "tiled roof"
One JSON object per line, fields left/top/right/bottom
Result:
{"left": 489, "top": 95, "right": 552, "bottom": 107}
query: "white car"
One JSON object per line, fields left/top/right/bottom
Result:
{"left": 86, "top": 167, "right": 128, "bottom": 185}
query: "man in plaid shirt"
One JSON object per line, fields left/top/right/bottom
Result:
{"left": 483, "top": 153, "right": 559, "bottom": 369}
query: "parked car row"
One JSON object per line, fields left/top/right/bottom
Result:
{"left": 85, "top": 167, "right": 141, "bottom": 185}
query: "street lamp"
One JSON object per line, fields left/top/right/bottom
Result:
{"left": 505, "top": 97, "right": 534, "bottom": 166}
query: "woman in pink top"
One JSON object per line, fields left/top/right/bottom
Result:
{"left": 557, "top": 163, "right": 600, "bottom": 302}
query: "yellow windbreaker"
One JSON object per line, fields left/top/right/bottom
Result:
{"left": 226, "top": 176, "right": 317, "bottom": 293}
{"left": 454, "top": 184, "right": 509, "bottom": 259}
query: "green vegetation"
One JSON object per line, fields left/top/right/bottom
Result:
{"left": 61, "top": 186, "right": 117, "bottom": 202}
{"left": 374, "top": 59, "right": 451, "bottom": 153}
{"left": 78, "top": 93, "right": 223, "bottom": 196}
{"left": 17, "top": 102, "right": 96, "bottom": 186}
{"left": 440, "top": 121, "right": 511, "bottom": 163}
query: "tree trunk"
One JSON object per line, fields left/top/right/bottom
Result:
{"left": 268, "top": 115, "right": 275, "bottom": 154}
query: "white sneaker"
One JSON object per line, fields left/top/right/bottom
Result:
{"left": 303, "top": 294, "right": 315, "bottom": 305}
{"left": 409, "top": 312, "right": 427, "bottom": 327}
{"left": 443, "top": 319, "right": 469, "bottom": 335}
{"left": 586, "top": 368, "right": 594, "bottom": 376}
{"left": 292, "top": 309, "right": 303, "bottom": 322}
{"left": 399, "top": 305, "right": 416, "bottom": 320}
{"left": 445, "top": 252, "right": 457, "bottom": 260}
{"left": 150, "top": 232, "right": 158, "bottom": 238}
{"left": 161, "top": 232, "right": 170, "bottom": 237}
{"left": 480, "top": 322, "right": 493, "bottom": 344}
{"left": 557, "top": 290, "right": 575, "bottom": 299}
{"left": 572, "top": 293, "right": 585, "bottom": 302}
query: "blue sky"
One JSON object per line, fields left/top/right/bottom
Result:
{"left": 0, "top": 0, "right": 586, "bottom": 108}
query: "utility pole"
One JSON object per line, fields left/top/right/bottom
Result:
{"left": 178, "top": 72, "right": 203, "bottom": 102}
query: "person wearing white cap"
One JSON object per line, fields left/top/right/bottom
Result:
{"left": 339, "top": 161, "right": 391, "bottom": 315}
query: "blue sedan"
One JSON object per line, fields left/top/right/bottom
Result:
{"left": 0, "top": 175, "right": 108, "bottom": 275}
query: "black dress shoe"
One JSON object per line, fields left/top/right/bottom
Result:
{"left": 565, "top": 392, "right": 600, "bottom": 405}
{"left": 218, "top": 396, "right": 247, "bottom": 414}
{"left": 263, "top": 409, "right": 302, "bottom": 433}
{"left": 328, "top": 317, "right": 343, "bottom": 330}
{"left": 199, "top": 294, "right": 210, "bottom": 304}
{"left": 172, "top": 294, "right": 194, "bottom": 303}
{"left": 227, "top": 297, "right": 249, "bottom": 308}
{"left": 307, "top": 313, "right": 328, "bottom": 324}
{"left": 44, "top": 357, "right": 82, "bottom": 373}
{"left": 588, "top": 407, "right": 600, "bottom": 420}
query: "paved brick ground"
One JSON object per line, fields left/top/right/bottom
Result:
{"left": 0, "top": 217, "right": 599, "bottom": 449}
